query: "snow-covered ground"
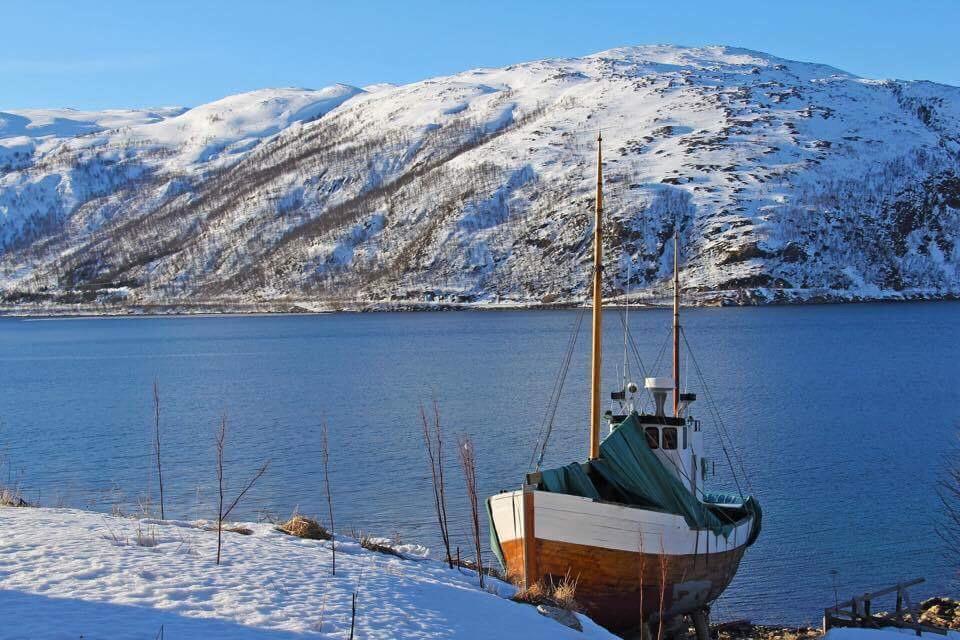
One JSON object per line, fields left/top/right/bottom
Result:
{"left": 0, "top": 506, "right": 614, "bottom": 639}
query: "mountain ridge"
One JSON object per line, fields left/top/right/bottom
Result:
{"left": 1, "top": 44, "right": 958, "bottom": 311}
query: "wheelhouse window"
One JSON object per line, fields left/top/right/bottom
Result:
{"left": 663, "top": 427, "right": 678, "bottom": 450}
{"left": 644, "top": 427, "right": 660, "bottom": 449}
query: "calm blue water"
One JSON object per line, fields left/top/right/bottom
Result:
{"left": 0, "top": 304, "right": 957, "bottom": 624}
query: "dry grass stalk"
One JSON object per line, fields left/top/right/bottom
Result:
{"left": 455, "top": 555, "right": 504, "bottom": 580}
{"left": 153, "top": 379, "right": 165, "bottom": 520}
{"left": 0, "top": 486, "right": 30, "bottom": 507}
{"left": 349, "top": 591, "right": 357, "bottom": 640}
{"left": 421, "top": 400, "right": 453, "bottom": 568}
{"left": 638, "top": 530, "right": 646, "bottom": 633}
{"left": 346, "top": 527, "right": 403, "bottom": 557}
{"left": 0, "top": 437, "right": 30, "bottom": 508}
{"left": 215, "top": 414, "right": 270, "bottom": 565}
{"left": 104, "top": 522, "right": 159, "bottom": 547}
{"left": 104, "top": 527, "right": 126, "bottom": 546}
{"left": 657, "top": 537, "right": 668, "bottom": 640}
{"left": 277, "top": 514, "right": 331, "bottom": 540}
{"left": 216, "top": 415, "right": 226, "bottom": 564}
{"left": 511, "top": 571, "right": 580, "bottom": 612}
{"left": 137, "top": 522, "right": 159, "bottom": 547}
{"left": 458, "top": 434, "right": 484, "bottom": 588}
{"left": 321, "top": 420, "right": 336, "bottom": 575}
{"left": 137, "top": 494, "right": 155, "bottom": 517}
{"left": 313, "top": 593, "right": 327, "bottom": 633}
{"left": 938, "top": 428, "right": 960, "bottom": 568}
{"left": 349, "top": 566, "right": 366, "bottom": 640}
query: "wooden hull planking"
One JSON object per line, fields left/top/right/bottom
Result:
{"left": 489, "top": 489, "right": 753, "bottom": 631}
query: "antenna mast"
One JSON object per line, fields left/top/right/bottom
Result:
{"left": 589, "top": 133, "right": 603, "bottom": 460}
{"left": 672, "top": 229, "right": 680, "bottom": 416}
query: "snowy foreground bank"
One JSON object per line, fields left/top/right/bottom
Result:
{"left": 1, "top": 508, "right": 957, "bottom": 640}
{"left": 0, "top": 507, "right": 614, "bottom": 639}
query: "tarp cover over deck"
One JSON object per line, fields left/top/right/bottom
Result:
{"left": 533, "top": 412, "right": 761, "bottom": 541}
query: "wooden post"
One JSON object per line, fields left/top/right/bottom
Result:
{"left": 902, "top": 585, "right": 917, "bottom": 631}
{"left": 589, "top": 133, "right": 603, "bottom": 460}
{"left": 521, "top": 484, "right": 538, "bottom": 588}
{"left": 692, "top": 608, "right": 710, "bottom": 640}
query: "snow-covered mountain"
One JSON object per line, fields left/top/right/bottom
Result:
{"left": 1, "top": 45, "right": 958, "bottom": 310}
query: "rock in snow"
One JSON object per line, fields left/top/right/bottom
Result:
{"left": 0, "top": 506, "right": 613, "bottom": 639}
{"left": 538, "top": 604, "right": 584, "bottom": 632}
{"left": 0, "top": 45, "right": 959, "bottom": 310}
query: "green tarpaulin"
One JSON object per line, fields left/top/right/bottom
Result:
{"left": 533, "top": 412, "right": 761, "bottom": 542}
{"left": 539, "top": 462, "right": 601, "bottom": 500}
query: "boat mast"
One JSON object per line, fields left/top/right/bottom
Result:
{"left": 672, "top": 229, "right": 680, "bottom": 416}
{"left": 589, "top": 133, "right": 603, "bottom": 460}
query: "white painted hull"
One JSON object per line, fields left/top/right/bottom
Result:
{"left": 490, "top": 489, "right": 754, "bottom": 556}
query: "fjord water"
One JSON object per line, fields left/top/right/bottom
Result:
{"left": 0, "top": 303, "right": 956, "bottom": 624}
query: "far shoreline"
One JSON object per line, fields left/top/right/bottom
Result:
{"left": 0, "top": 294, "right": 957, "bottom": 320}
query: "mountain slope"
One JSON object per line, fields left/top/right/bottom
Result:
{"left": 0, "top": 85, "right": 362, "bottom": 255}
{"left": 1, "top": 45, "right": 958, "bottom": 310}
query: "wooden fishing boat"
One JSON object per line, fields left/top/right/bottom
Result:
{"left": 487, "top": 134, "right": 761, "bottom": 636}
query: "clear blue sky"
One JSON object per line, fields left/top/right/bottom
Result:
{"left": 3, "top": 0, "right": 959, "bottom": 110}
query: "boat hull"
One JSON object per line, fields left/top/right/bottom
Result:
{"left": 489, "top": 489, "right": 754, "bottom": 632}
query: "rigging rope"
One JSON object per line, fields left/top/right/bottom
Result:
{"left": 616, "top": 307, "right": 658, "bottom": 412}
{"left": 657, "top": 449, "right": 740, "bottom": 526}
{"left": 616, "top": 307, "right": 649, "bottom": 382}
{"left": 529, "top": 306, "right": 587, "bottom": 472}
{"left": 681, "top": 326, "right": 754, "bottom": 498}
{"left": 650, "top": 324, "right": 672, "bottom": 375}
{"left": 639, "top": 325, "right": 673, "bottom": 414}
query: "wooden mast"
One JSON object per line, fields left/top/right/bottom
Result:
{"left": 589, "top": 133, "right": 603, "bottom": 460}
{"left": 672, "top": 229, "right": 680, "bottom": 416}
